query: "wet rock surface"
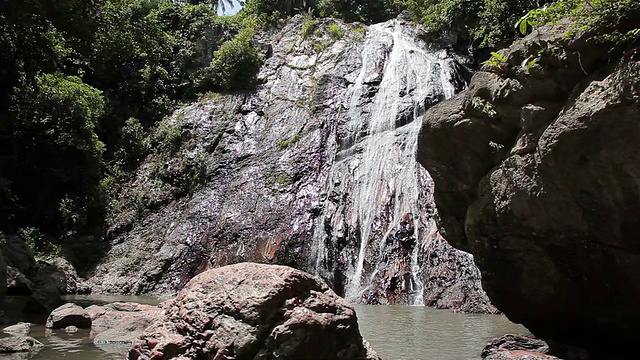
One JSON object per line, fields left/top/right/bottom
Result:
{"left": 128, "top": 263, "right": 380, "bottom": 360}
{"left": 89, "top": 15, "right": 493, "bottom": 311}
{"left": 418, "top": 19, "right": 640, "bottom": 358}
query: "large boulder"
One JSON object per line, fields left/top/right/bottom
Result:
{"left": 417, "top": 19, "right": 640, "bottom": 359}
{"left": 128, "top": 263, "right": 380, "bottom": 360}
{"left": 46, "top": 303, "right": 91, "bottom": 329}
{"left": 32, "top": 257, "right": 89, "bottom": 295}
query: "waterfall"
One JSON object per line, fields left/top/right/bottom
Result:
{"left": 310, "top": 19, "right": 459, "bottom": 304}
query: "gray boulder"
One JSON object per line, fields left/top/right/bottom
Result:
{"left": 128, "top": 263, "right": 380, "bottom": 360}
{"left": 46, "top": 303, "right": 91, "bottom": 329}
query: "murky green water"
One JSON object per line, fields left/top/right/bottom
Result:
{"left": 355, "top": 305, "right": 530, "bottom": 360}
{"left": 1, "top": 296, "right": 528, "bottom": 360}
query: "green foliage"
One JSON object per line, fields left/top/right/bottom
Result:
{"left": 18, "top": 227, "right": 61, "bottom": 255}
{"left": 471, "top": 96, "right": 498, "bottom": 117}
{"left": 315, "top": 0, "right": 403, "bottom": 24}
{"left": 276, "top": 134, "right": 302, "bottom": 149}
{"left": 114, "top": 117, "right": 148, "bottom": 167}
{"left": 3, "top": 73, "right": 105, "bottom": 234}
{"left": 328, "top": 23, "right": 345, "bottom": 39}
{"left": 202, "top": 27, "right": 263, "bottom": 91}
{"left": 404, "top": 0, "right": 542, "bottom": 47}
{"left": 151, "top": 119, "right": 184, "bottom": 154}
{"left": 514, "top": 0, "right": 640, "bottom": 43}
{"left": 481, "top": 51, "right": 509, "bottom": 73}
{"left": 488, "top": 141, "right": 505, "bottom": 152}
{"left": 0, "top": 0, "right": 266, "bottom": 246}
{"left": 302, "top": 18, "right": 319, "bottom": 38}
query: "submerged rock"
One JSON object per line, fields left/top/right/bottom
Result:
{"left": 128, "top": 263, "right": 380, "bottom": 360}
{"left": 0, "top": 335, "right": 43, "bottom": 354}
{"left": 46, "top": 303, "right": 91, "bottom": 329}
{"left": 417, "top": 19, "right": 640, "bottom": 358}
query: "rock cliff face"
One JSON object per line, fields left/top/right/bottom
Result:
{"left": 417, "top": 20, "right": 640, "bottom": 358}
{"left": 89, "top": 15, "right": 494, "bottom": 311}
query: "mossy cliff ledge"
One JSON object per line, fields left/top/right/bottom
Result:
{"left": 417, "top": 19, "right": 640, "bottom": 359}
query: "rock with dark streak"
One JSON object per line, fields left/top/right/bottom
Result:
{"left": 0, "top": 247, "right": 6, "bottom": 304}
{"left": 128, "top": 263, "right": 380, "bottom": 360}
{"left": 417, "top": 19, "right": 640, "bottom": 359}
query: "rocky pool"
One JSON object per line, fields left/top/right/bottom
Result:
{"left": 1, "top": 296, "right": 529, "bottom": 360}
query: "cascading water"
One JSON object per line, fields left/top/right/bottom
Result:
{"left": 311, "top": 19, "right": 459, "bottom": 304}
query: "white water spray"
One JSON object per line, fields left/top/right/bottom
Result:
{"left": 311, "top": 19, "right": 458, "bottom": 304}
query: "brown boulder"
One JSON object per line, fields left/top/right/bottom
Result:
{"left": 128, "top": 263, "right": 380, "bottom": 360}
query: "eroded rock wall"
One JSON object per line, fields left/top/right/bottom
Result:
{"left": 418, "top": 20, "right": 640, "bottom": 357}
